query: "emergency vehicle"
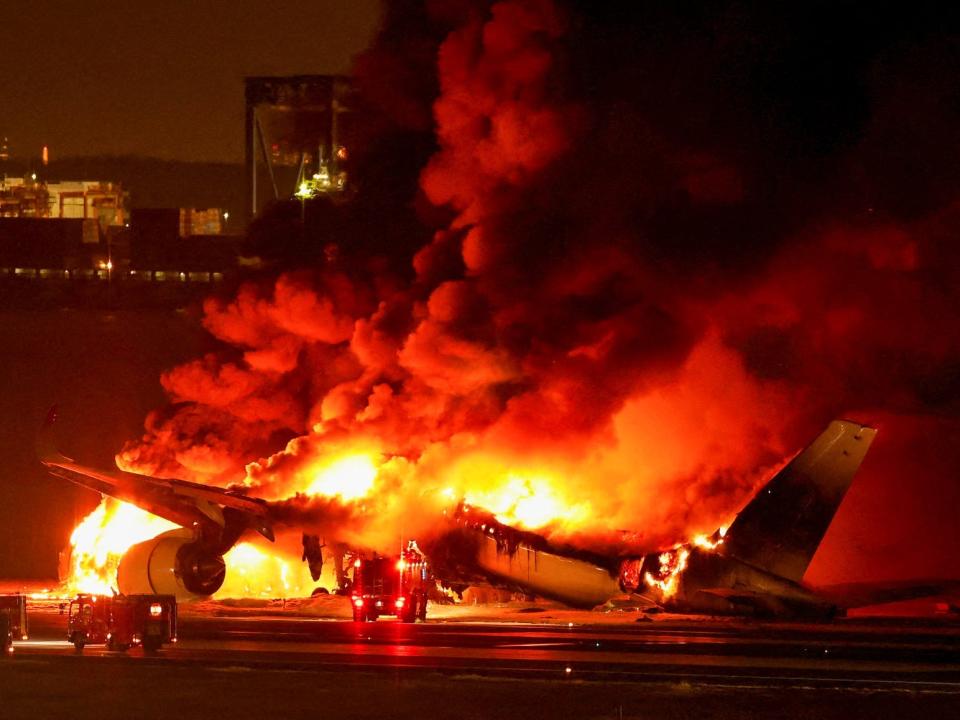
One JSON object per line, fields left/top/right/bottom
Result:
{"left": 67, "top": 594, "right": 177, "bottom": 652}
{"left": 0, "top": 594, "right": 28, "bottom": 656}
{"left": 351, "top": 543, "right": 431, "bottom": 622}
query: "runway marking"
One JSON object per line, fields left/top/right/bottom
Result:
{"left": 13, "top": 640, "right": 74, "bottom": 648}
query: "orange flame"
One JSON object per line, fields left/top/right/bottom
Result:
{"left": 63, "top": 499, "right": 323, "bottom": 599}
{"left": 465, "top": 473, "right": 591, "bottom": 530}
{"left": 643, "top": 547, "right": 690, "bottom": 598}
{"left": 643, "top": 525, "right": 729, "bottom": 599}
{"left": 692, "top": 525, "right": 728, "bottom": 551}
{"left": 63, "top": 438, "right": 729, "bottom": 601}
{"left": 218, "top": 541, "right": 320, "bottom": 599}
{"left": 67, "top": 499, "right": 177, "bottom": 595}
{"left": 305, "top": 453, "right": 378, "bottom": 500}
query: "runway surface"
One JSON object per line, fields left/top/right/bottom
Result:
{"left": 7, "top": 612, "right": 960, "bottom": 720}
{"left": 14, "top": 607, "right": 960, "bottom": 691}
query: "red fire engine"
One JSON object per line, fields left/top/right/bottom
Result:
{"left": 0, "top": 594, "right": 28, "bottom": 656}
{"left": 351, "top": 543, "right": 431, "bottom": 623}
{"left": 66, "top": 594, "right": 177, "bottom": 652}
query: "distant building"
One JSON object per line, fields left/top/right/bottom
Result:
{"left": 245, "top": 75, "right": 355, "bottom": 220}
{"left": 0, "top": 205, "right": 237, "bottom": 286}
{"left": 46, "top": 181, "right": 128, "bottom": 226}
{"left": 0, "top": 177, "right": 47, "bottom": 218}
{"left": 0, "top": 176, "right": 128, "bottom": 226}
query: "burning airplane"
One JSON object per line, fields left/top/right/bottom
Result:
{"left": 426, "top": 419, "right": 877, "bottom": 617}
{"left": 31, "top": 0, "right": 960, "bottom": 610}
{"left": 42, "top": 409, "right": 882, "bottom": 618}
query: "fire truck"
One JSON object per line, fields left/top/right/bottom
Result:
{"left": 66, "top": 594, "right": 177, "bottom": 652}
{"left": 350, "top": 543, "right": 431, "bottom": 623}
{"left": 0, "top": 594, "right": 28, "bottom": 656}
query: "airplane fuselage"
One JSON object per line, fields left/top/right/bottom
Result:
{"left": 643, "top": 545, "right": 839, "bottom": 618}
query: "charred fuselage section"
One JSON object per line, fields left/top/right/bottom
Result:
{"left": 620, "top": 420, "right": 878, "bottom": 618}
{"left": 623, "top": 544, "right": 841, "bottom": 618}
{"left": 425, "top": 503, "right": 623, "bottom": 608}
{"left": 426, "top": 421, "right": 877, "bottom": 618}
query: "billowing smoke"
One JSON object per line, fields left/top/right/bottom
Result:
{"left": 119, "top": 1, "right": 960, "bottom": 582}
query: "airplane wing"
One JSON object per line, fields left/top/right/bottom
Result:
{"left": 38, "top": 407, "right": 274, "bottom": 544}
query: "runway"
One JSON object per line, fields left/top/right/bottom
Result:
{"left": 14, "top": 607, "right": 960, "bottom": 693}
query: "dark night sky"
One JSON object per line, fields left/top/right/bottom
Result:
{"left": 0, "top": 1, "right": 381, "bottom": 163}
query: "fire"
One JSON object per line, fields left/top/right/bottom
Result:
{"left": 305, "top": 453, "right": 379, "bottom": 501}
{"left": 644, "top": 547, "right": 690, "bottom": 598}
{"left": 62, "top": 447, "right": 385, "bottom": 599}
{"left": 63, "top": 499, "right": 324, "bottom": 599}
{"left": 218, "top": 542, "right": 318, "bottom": 599}
{"left": 469, "top": 473, "right": 590, "bottom": 529}
{"left": 63, "top": 451, "right": 734, "bottom": 602}
{"left": 642, "top": 526, "right": 729, "bottom": 599}
{"left": 67, "top": 499, "right": 177, "bottom": 595}
{"left": 449, "top": 453, "right": 592, "bottom": 532}
{"left": 692, "top": 525, "right": 728, "bottom": 551}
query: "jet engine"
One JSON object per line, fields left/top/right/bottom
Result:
{"left": 117, "top": 528, "right": 226, "bottom": 600}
